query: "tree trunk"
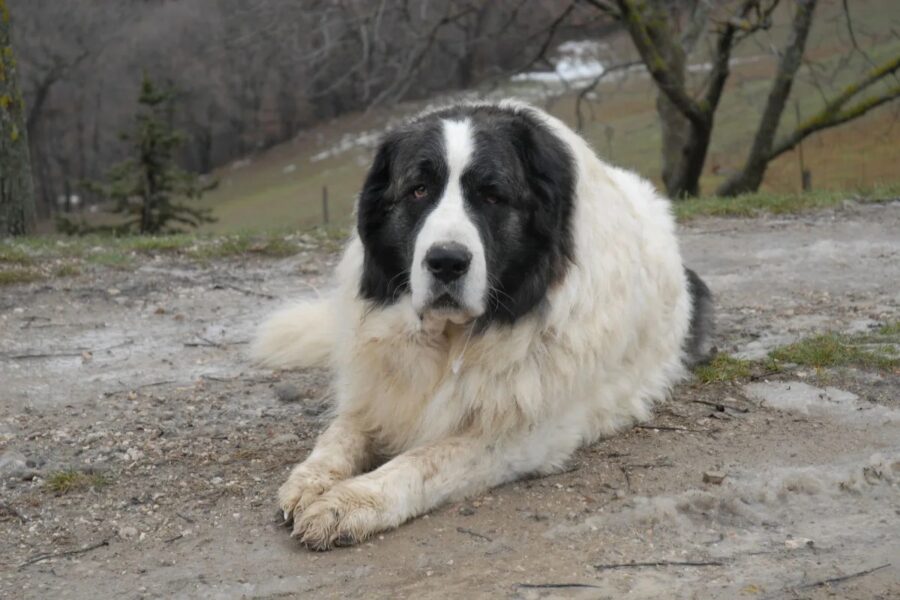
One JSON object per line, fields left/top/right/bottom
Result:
{"left": 0, "top": 1, "right": 37, "bottom": 236}
{"left": 717, "top": 0, "right": 818, "bottom": 196}
{"left": 656, "top": 47, "right": 690, "bottom": 196}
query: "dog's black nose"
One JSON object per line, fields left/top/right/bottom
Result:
{"left": 425, "top": 243, "right": 472, "bottom": 283}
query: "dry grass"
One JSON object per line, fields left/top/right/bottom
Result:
{"left": 45, "top": 470, "right": 111, "bottom": 495}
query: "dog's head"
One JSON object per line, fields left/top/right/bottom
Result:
{"left": 357, "top": 104, "right": 576, "bottom": 329}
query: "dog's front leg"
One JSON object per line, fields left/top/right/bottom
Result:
{"left": 293, "top": 435, "right": 519, "bottom": 549}
{"left": 278, "top": 415, "right": 373, "bottom": 523}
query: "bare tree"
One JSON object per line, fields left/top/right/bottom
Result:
{"left": 0, "top": 0, "right": 36, "bottom": 235}
{"left": 582, "top": 0, "right": 900, "bottom": 198}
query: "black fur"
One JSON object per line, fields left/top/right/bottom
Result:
{"left": 684, "top": 268, "right": 715, "bottom": 366}
{"left": 356, "top": 104, "right": 576, "bottom": 327}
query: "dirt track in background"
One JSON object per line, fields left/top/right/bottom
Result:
{"left": 2, "top": 202, "right": 899, "bottom": 599}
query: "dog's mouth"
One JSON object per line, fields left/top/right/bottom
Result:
{"left": 431, "top": 293, "right": 461, "bottom": 311}
{"left": 419, "top": 293, "right": 477, "bottom": 327}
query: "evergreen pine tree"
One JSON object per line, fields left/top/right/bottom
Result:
{"left": 63, "top": 75, "right": 215, "bottom": 234}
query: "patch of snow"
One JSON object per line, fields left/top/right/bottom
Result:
{"left": 744, "top": 381, "right": 900, "bottom": 423}
{"left": 310, "top": 130, "right": 384, "bottom": 163}
{"left": 512, "top": 40, "right": 607, "bottom": 83}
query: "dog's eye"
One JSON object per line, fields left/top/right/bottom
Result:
{"left": 412, "top": 186, "right": 428, "bottom": 200}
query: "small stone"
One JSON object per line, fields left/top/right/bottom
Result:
{"left": 273, "top": 383, "right": 301, "bottom": 403}
{"left": 458, "top": 504, "right": 476, "bottom": 516}
{"left": 271, "top": 433, "right": 300, "bottom": 445}
{"left": 0, "top": 450, "right": 28, "bottom": 478}
{"left": 785, "top": 537, "right": 813, "bottom": 549}
{"left": 211, "top": 476, "right": 224, "bottom": 485}
{"left": 703, "top": 471, "right": 727, "bottom": 484}
{"left": 118, "top": 526, "right": 139, "bottom": 539}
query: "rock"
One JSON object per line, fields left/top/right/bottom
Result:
{"left": 271, "top": 433, "right": 300, "bottom": 445}
{"left": 301, "top": 399, "right": 328, "bottom": 417}
{"left": 458, "top": 504, "right": 476, "bottom": 516}
{"left": 0, "top": 450, "right": 31, "bottom": 479}
{"left": 273, "top": 383, "right": 302, "bottom": 403}
{"left": 118, "top": 526, "right": 139, "bottom": 539}
{"left": 703, "top": 470, "right": 727, "bottom": 484}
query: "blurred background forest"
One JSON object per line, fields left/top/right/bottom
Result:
{"left": 5, "top": 0, "right": 900, "bottom": 233}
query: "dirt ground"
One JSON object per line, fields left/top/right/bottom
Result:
{"left": 2, "top": 202, "right": 899, "bottom": 600}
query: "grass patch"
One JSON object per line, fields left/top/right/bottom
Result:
{"left": 45, "top": 470, "right": 111, "bottom": 495}
{"left": 0, "top": 244, "right": 36, "bottom": 265}
{"left": 877, "top": 321, "right": 900, "bottom": 336}
{"left": 674, "top": 185, "right": 900, "bottom": 222}
{"left": 87, "top": 250, "right": 135, "bottom": 269}
{"left": 53, "top": 263, "right": 82, "bottom": 278}
{"left": 693, "top": 354, "right": 753, "bottom": 383}
{"left": 770, "top": 332, "right": 899, "bottom": 371}
{"left": 0, "top": 268, "right": 44, "bottom": 286}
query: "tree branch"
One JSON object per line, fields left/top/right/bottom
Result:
{"left": 768, "top": 55, "right": 900, "bottom": 159}
{"left": 615, "top": 0, "right": 706, "bottom": 126}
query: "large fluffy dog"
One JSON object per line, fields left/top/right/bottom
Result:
{"left": 252, "top": 100, "right": 713, "bottom": 550}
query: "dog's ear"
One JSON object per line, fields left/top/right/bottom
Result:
{"left": 357, "top": 133, "right": 407, "bottom": 305}
{"left": 357, "top": 134, "right": 397, "bottom": 239}
{"left": 512, "top": 114, "right": 575, "bottom": 253}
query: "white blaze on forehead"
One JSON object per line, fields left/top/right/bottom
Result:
{"left": 443, "top": 119, "right": 475, "bottom": 177}
{"left": 409, "top": 118, "right": 488, "bottom": 318}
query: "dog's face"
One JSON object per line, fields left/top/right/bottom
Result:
{"left": 357, "top": 105, "right": 576, "bottom": 328}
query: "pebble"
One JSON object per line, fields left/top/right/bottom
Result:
{"left": 702, "top": 470, "right": 727, "bottom": 484}
{"left": 118, "top": 526, "right": 139, "bottom": 539}
{"left": 271, "top": 433, "right": 300, "bottom": 445}
{"left": 273, "top": 383, "right": 302, "bottom": 403}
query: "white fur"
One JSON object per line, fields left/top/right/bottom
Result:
{"left": 253, "top": 101, "right": 694, "bottom": 549}
{"left": 409, "top": 118, "right": 487, "bottom": 318}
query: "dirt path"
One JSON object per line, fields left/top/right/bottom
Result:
{"left": 2, "top": 203, "right": 898, "bottom": 600}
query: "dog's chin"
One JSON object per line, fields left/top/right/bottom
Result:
{"left": 417, "top": 294, "right": 480, "bottom": 333}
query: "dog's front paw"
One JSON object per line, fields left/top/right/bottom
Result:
{"left": 277, "top": 465, "right": 341, "bottom": 523}
{"left": 292, "top": 481, "right": 387, "bottom": 550}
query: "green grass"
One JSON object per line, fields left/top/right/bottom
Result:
{"left": 674, "top": 184, "right": 900, "bottom": 221}
{"left": 877, "top": 321, "right": 900, "bottom": 336}
{"left": 45, "top": 470, "right": 111, "bottom": 495}
{"left": 770, "top": 332, "right": 899, "bottom": 371}
{"left": 52, "top": 263, "right": 82, "bottom": 278}
{"left": 0, "top": 268, "right": 44, "bottom": 286}
{"left": 693, "top": 354, "right": 754, "bottom": 384}
{"left": 0, "top": 227, "right": 339, "bottom": 284}
{"left": 87, "top": 250, "right": 135, "bottom": 269}
{"left": 692, "top": 321, "right": 900, "bottom": 383}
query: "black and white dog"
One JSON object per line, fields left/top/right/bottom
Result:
{"left": 252, "top": 100, "right": 713, "bottom": 550}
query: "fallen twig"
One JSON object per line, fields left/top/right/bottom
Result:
{"left": 184, "top": 337, "right": 249, "bottom": 348}
{"left": 164, "top": 534, "right": 183, "bottom": 544}
{"left": 212, "top": 283, "right": 275, "bottom": 299}
{"left": 619, "top": 465, "right": 631, "bottom": 491}
{"left": 692, "top": 399, "right": 749, "bottom": 413}
{"left": 176, "top": 512, "right": 195, "bottom": 524}
{"left": 594, "top": 560, "right": 725, "bottom": 570}
{"left": 103, "top": 380, "right": 176, "bottom": 397}
{"left": 18, "top": 539, "right": 110, "bottom": 570}
{"left": 634, "top": 424, "right": 702, "bottom": 433}
{"left": 456, "top": 526, "right": 492, "bottom": 542}
{"left": 5, "top": 339, "right": 133, "bottom": 361}
{"left": 796, "top": 563, "right": 890, "bottom": 590}
{"left": 517, "top": 583, "right": 602, "bottom": 589}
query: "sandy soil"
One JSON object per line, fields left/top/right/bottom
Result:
{"left": 2, "top": 202, "right": 899, "bottom": 600}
